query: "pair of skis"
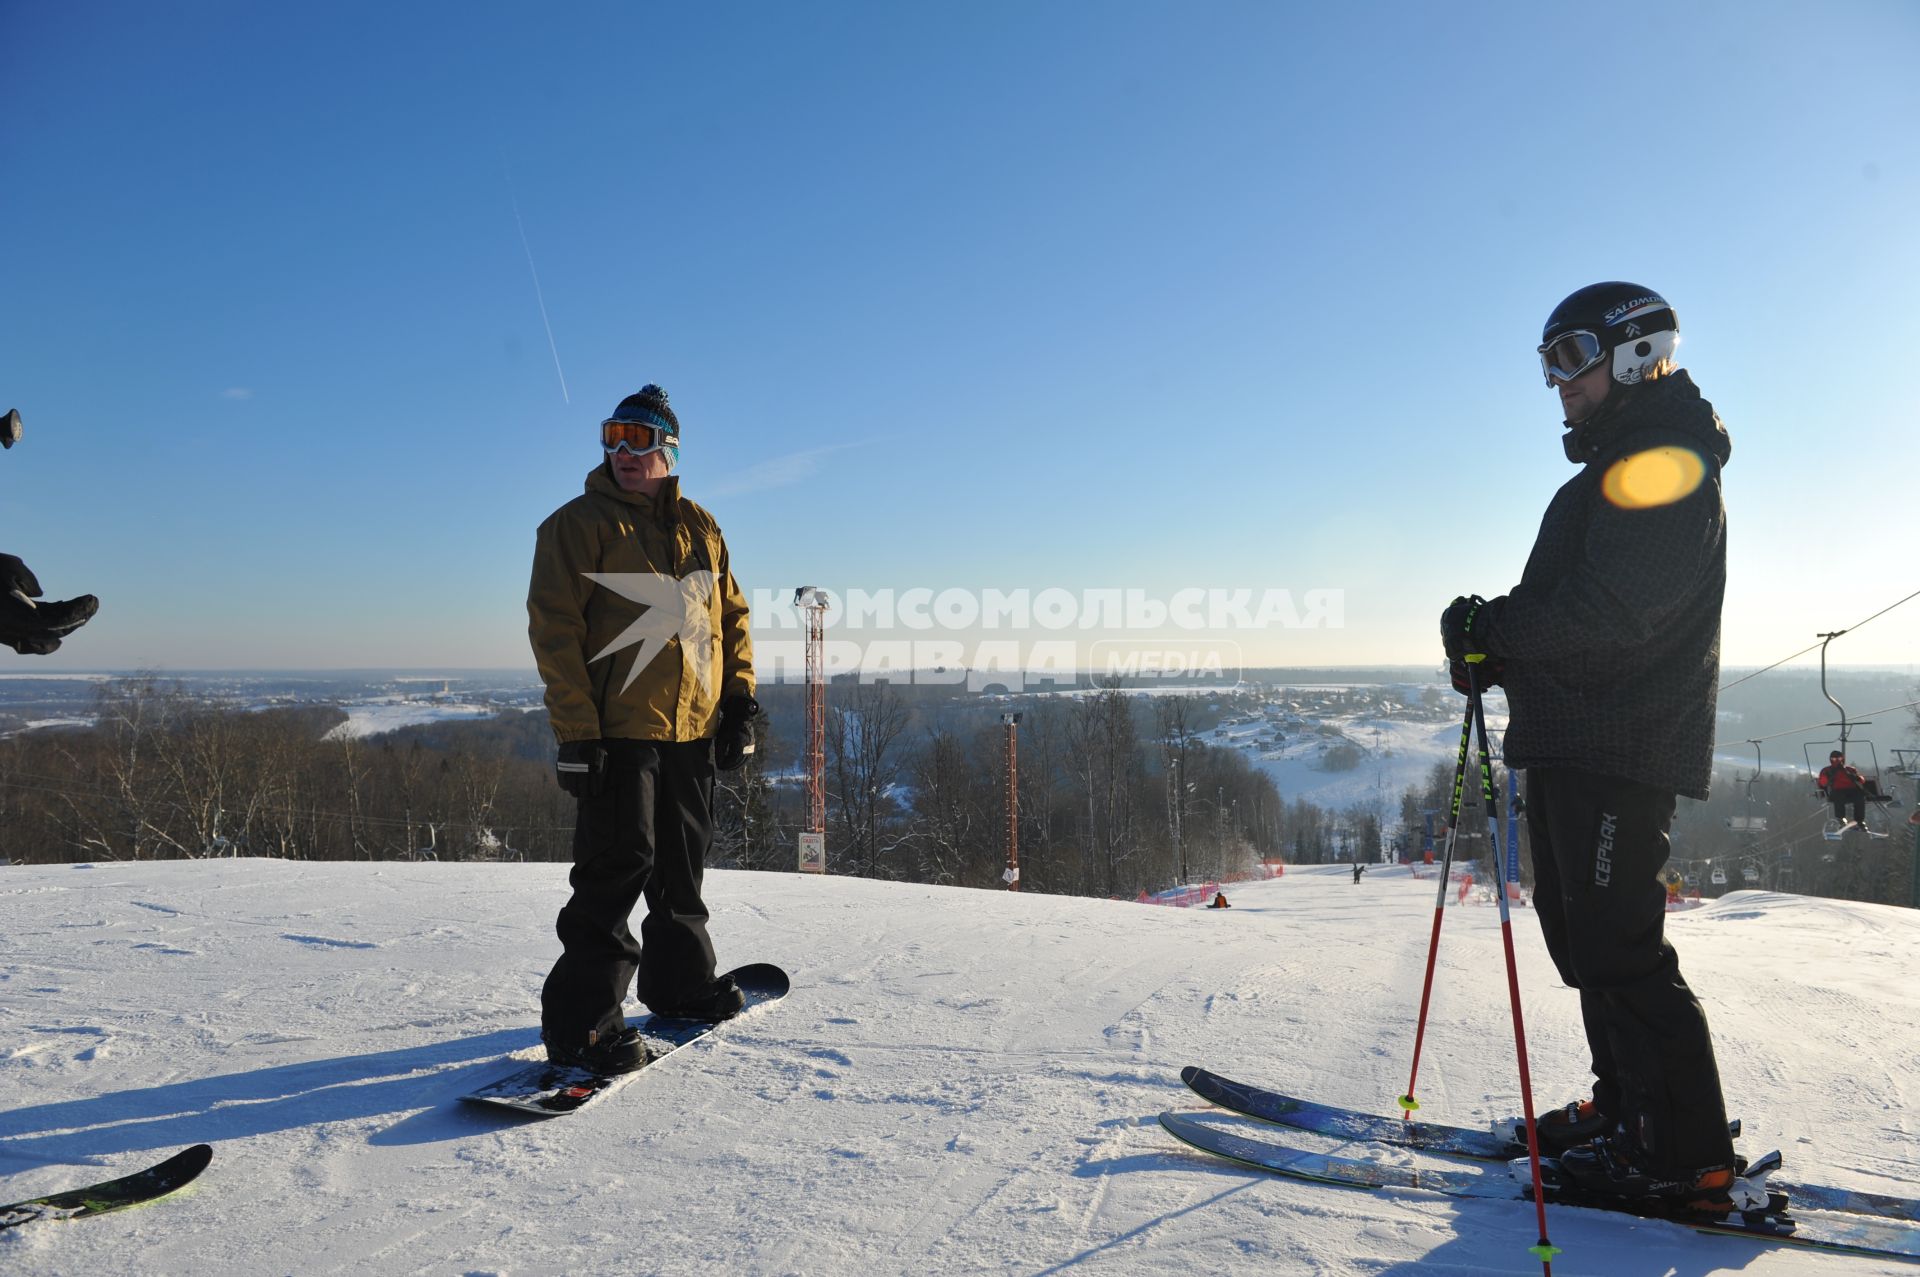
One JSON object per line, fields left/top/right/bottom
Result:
{"left": 1162, "top": 1070, "right": 1920, "bottom": 1261}
{"left": 1153, "top": 665, "right": 1920, "bottom": 1264}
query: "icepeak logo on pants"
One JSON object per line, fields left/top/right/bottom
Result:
{"left": 1595, "top": 811, "right": 1617, "bottom": 887}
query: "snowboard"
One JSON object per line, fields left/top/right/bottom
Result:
{"left": 1180, "top": 1065, "right": 1920, "bottom": 1223}
{"left": 1158, "top": 1110, "right": 1920, "bottom": 1262}
{"left": 1, "top": 1144, "right": 213, "bottom": 1231}
{"left": 460, "top": 963, "right": 789, "bottom": 1118}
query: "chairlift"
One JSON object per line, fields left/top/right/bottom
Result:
{"left": 1742, "top": 863, "right": 1760, "bottom": 884}
{"left": 1802, "top": 633, "right": 1897, "bottom": 836}
{"left": 1709, "top": 865, "right": 1727, "bottom": 887}
{"left": 1725, "top": 740, "right": 1769, "bottom": 832}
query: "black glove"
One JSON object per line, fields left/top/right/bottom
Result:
{"left": 0, "top": 554, "right": 42, "bottom": 598}
{"left": 555, "top": 740, "right": 607, "bottom": 799}
{"left": 0, "top": 569, "right": 99, "bottom": 655}
{"left": 1439, "top": 594, "right": 1493, "bottom": 661}
{"left": 713, "top": 694, "right": 760, "bottom": 772}
{"left": 1448, "top": 656, "right": 1506, "bottom": 697}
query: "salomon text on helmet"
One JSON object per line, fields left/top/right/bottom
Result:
{"left": 1539, "top": 282, "right": 1679, "bottom": 388}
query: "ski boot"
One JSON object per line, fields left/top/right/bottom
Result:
{"left": 1556, "top": 1133, "right": 1766, "bottom": 1218}
{"left": 1495, "top": 1098, "right": 1612, "bottom": 1156}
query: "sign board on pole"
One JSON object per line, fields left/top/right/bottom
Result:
{"left": 798, "top": 832, "right": 825, "bottom": 874}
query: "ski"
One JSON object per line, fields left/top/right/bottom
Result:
{"left": 1180, "top": 1066, "right": 1920, "bottom": 1223}
{"left": 460, "top": 963, "right": 789, "bottom": 1118}
{"left": 1158, "top": 1111, "right": 1920, "bottom": 1262}
{"left": 0, "top": 1144, "right": 213, "bottom": 1231}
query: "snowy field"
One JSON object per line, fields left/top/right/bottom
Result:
{"left": 320, "top": 701, "right": 503, "bottom": 740}
{"left": 2, "top": 859, "right": 1916, "bottom": 1276}
{"left": 1218, "top": 706, "right": 1511, "bottom": 810}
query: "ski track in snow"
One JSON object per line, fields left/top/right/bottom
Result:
{"left": 0, "top": 859, "right": 1915, "bottom": 1275}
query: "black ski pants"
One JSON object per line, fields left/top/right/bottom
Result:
{"left": 1526, "top": 766, "right": 1734, "bottom": 1172}
{"left": 542, "top": 738, "right": 719, "bottom": 1042}
{"left": 1827, "top": 791, "right": 1867, "bottom": 824}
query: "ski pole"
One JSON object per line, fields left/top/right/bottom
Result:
{"left": 1397, "top": 695, "right": 1475, "bottom": 1119}
{"left": 1469, "top": 667, "right": 1558, "bottom": 1272}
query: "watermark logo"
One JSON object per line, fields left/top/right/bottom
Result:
{"left": 749, "top": 586, "right": 1342, "bottom": 689}
{"left": 1087, "top": 638, "right": 1243, "bottom": 684}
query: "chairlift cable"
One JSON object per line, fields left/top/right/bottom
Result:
{"left": 1711, "top": 698, "right": 1920, "bottom": 751}
{"left": 1719, "top": 585, "right": 1920, "bottom": 692}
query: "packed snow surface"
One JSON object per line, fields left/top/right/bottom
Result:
{"left": 3, "top": 859, "right": 1916, "bottom": 1275}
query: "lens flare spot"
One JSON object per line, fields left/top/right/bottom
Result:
{"left": 1601, "top": 446, "right": 1706, "bottom": 509}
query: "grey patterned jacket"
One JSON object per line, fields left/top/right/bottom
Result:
{"left": 1480, "top": 369, "right": 1732, "bottom": 800}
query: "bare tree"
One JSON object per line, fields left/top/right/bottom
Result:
{"left": 57, "top": 675, "right": 188, "bottom": 860}
{"left": 1068, "top": 684, "right": 1143, "bottom": 896}
{"left": 907, "top": 726, "right": 980, "bottom": 886}
{"left": 335, "top": 732, "right": 376, "bottom": 858}
{"left": 826, "top": 682, "right": 911, "bottom": 878}
{"left": 1154, "top": 696, "right": 1194, "bottom": 883}
{"left": 450, "top": 749, "right": 507, "bottom": 861}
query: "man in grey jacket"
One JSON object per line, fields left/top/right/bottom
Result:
{"left": 1442, "top": 283, "right": 1739, "bottom": 1215}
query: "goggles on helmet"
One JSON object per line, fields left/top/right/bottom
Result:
{"left": 1538, "top": 330, "right": 1607, "bottom": 386}
{"left": 601, "top": 419, "right": 668, "bottom": 457}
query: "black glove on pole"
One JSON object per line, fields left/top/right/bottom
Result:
{"left": 1448, "top": 656, "right": 1506, "bottom": 696}
{"left": 1439, "top": 594, "right": 1489, "bottom": 661}
{"left": 713, "top": 694, "right": 760, "bottom": 772}
{"left": 1440, "top": 595, "right": 1506, "bottom": 697}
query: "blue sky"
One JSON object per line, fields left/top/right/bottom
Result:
{"left": 3, "top": 1, "right": 1916, "bottom": 673}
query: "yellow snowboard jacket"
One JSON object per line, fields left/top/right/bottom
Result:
{"left": 528, "top": 467, "right": 754, "bottom": 745}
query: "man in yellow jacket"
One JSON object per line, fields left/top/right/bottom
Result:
{"left": 528, "top": 384, "right": 757, "bottom": 1075}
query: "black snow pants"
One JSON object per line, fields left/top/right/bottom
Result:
{"left": 1526, "top": 766, "right": 1735, "bottom": 1172}
{"left": 541, "top": 738, "right": 719, "bottom": 1042}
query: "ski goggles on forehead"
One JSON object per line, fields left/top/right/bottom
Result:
{"left": 1538, "top": 330, "right": 1606, "bottom": 386}
{"left": 601, "top": 419, "right": 672, "bottom": 456}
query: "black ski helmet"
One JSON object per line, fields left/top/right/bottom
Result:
{"left": 1539, "top": 282, "right": 1679, "bottom": 387}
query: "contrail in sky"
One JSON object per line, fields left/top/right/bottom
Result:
{"left": 509, "top": 187, "right": 570, "bottom": 404}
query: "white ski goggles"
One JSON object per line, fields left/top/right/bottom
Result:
{"left": 601, "top": 419, "right": 672, "bottom": 457}
{"left": 1538, "top": 330, "right": 1607, "bottom": 386}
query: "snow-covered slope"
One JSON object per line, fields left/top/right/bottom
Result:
{"left": 2, "top": 860, "right": 1915, "bottom": 1275}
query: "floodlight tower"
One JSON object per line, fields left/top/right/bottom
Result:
{"left": 1002, "top": 712, "right": 1022, "bottom": 891}
{"left": 795, "top": 587, "right": 830, "bottom": 849}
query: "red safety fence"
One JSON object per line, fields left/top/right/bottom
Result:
{"left": 1132, "top": 862, "right": 1284, "bottom": 908}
